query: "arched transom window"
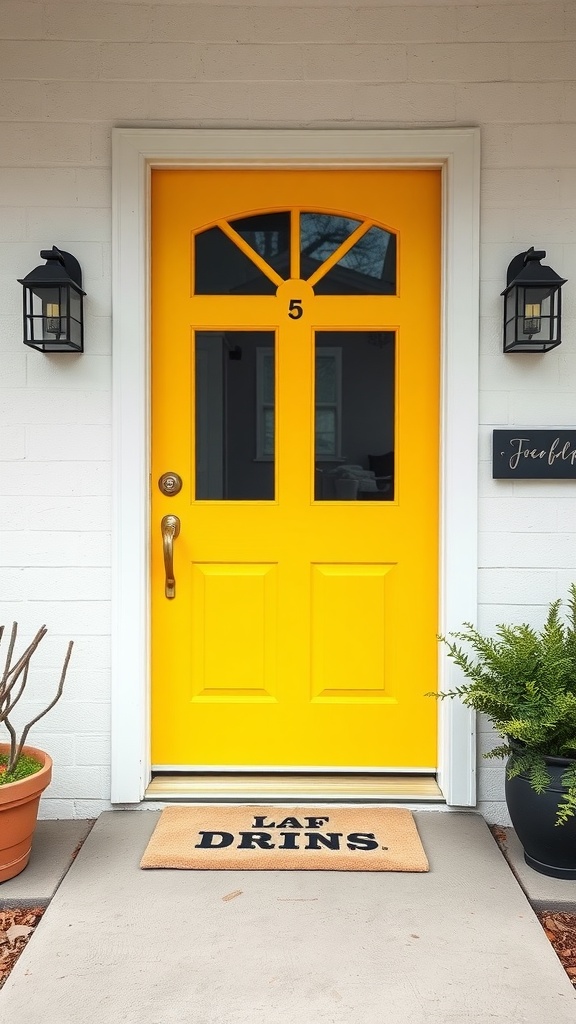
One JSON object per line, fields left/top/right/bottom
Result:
{"left": 194, "top": 211, "right": 396, "bottom": 296}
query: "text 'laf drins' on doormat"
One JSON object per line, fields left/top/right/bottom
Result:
{"left": 140, "top": 806, "right": 429, "bottom": 871}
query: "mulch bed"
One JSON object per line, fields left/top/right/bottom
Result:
{"left": 0, "top": 908, "right": 45, "bottom": 989}
{"left": 490, "top": 825, "right": 576, "bottom": 988}
{"left": 537, "top": 912, "right": 576, "bottom": 985}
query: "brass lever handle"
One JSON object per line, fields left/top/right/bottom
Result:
{"left": 161, "top": 514, "right": 180, "bottom": 599}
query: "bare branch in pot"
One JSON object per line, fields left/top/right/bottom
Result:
{"left": 0, "top": 623, "right": 73, "bottom": 775}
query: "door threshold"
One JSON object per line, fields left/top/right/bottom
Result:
{"left": 145, "top": 773, "right": 444, "bottom": 804}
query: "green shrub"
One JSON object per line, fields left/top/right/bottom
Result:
{"left": 434, "top": 584, "right": 576, "bottom": 824}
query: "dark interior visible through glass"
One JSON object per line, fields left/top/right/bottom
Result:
{"left": 300, "top": 213, "right": 360, "bottom": 280}
{"left": 195, "top": 227, "right": 276, "bottom": 295}
{"left": 314, "top": 331, "right": 395, "bottom": 501}
{"left": 229, "top": 212, "right": 290, "bottom": 279}
{"left": 314, "top": 227, "right": 396, "bottom": 295}
{"left": 195, "top": 331, "right": 275, "bottom": 500}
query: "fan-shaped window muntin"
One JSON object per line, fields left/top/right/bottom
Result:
{"left": 194, "top": 210, "right": 396, "bottom": 296}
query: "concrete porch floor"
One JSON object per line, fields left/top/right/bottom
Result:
{"left": 1, "top": 810, "right": 576, "bottom": 1022}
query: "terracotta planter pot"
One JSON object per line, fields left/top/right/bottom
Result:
{"left": 0, "top": 743, "right": 52, "bottom": 884}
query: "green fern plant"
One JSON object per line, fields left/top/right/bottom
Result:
{"left": 434, "top": 584, "right": 576, "bottom": 825}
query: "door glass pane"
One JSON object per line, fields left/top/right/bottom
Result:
{"left": 229, "top": 212, "right": 290, "bottom": 279}
{"left": 314, "top": 227, "right": 396, "bottom": 295}
{"left": 316, "top": 354, "right": 337, "bottom": 403}
{"left": 314, "top": 331, "right": 395, "bottom": 501}
{"left": 195, "top": 227, "right": 276, "bottom": 295}
{"left": 301, "top": 213, "right": 360, "bottom": 279}
{"left": 195, "top": 331, "right": 275, "bottom": 500}
{"left": 315, "top": 408, "right": 337, "bottom": 456}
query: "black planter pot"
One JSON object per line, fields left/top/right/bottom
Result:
{"left": 505, "top": 753, "right": 576, "bottom": 879}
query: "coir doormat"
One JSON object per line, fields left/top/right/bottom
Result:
{"left": 140, "top": 806, "right": 428, "bottom": 871}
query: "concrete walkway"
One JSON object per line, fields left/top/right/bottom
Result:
{"left": 1, "top": 810, "right": 576, "bottom": 1022}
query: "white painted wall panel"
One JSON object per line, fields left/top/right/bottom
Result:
{"left": 0, "top": 0, "right": 574, "bottom": 819}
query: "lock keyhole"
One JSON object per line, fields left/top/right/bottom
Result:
{"left": 158, "top": 472, "right": 183, "bottom": 496}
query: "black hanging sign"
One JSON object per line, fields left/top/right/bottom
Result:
{"left": 493, "top": 430, "right": 576, "bottom": 479}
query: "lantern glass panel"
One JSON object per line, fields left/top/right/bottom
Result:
{"left": 504, "top": 284, "right": 561, "bottom": 352}
{"left": 521, "top": 286, "right": 557, "bottom": 346}
{"left": 68, "top": 287, "right": 83, "bottom": 348}
{"left": 69, "top": 287, "right": 82, "bottom": 324}
{"left": 47, "top": 286, "right": 67, "bottom": 342}
{"left": 503, "top": 289, "right": 517, "bottom": 348}
{"left": 23, "top": 283, "right": 83, "bottom": 351}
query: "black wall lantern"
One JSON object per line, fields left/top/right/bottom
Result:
{"left": 502, "top": 247, "right": 566, "bottom": 353}
{"left": 18, "top": 247, "right": 85, "bottom": 353}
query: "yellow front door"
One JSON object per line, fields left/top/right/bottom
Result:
{"left": 151, "top": 169, "right": 440, "bottom": 770}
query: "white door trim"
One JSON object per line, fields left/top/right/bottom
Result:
{"left": 111, "top": 127, "right": 480, "bottom": 806}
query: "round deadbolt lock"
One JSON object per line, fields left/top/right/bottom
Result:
{"left": 158, "top": 472, "right": 183, "bottom": 496}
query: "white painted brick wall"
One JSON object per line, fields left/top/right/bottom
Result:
{"left": 0, "top": 1, "right": 575, "bottom": 821}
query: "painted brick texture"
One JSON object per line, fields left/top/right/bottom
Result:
{"left": 0, "top": 1, "right": 575, "bottom": 822}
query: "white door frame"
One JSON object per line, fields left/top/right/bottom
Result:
{"left": 111, "top": 127, "right": 480, "bottom": 806}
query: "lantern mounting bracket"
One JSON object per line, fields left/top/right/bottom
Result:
{"left": 505, "top": 247, "right": 546, "bottom": 286}
{"left": 39, "top": 246, "right": 83, "bottom": 289}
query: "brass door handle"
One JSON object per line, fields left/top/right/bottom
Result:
{"left": 161, "top": 514, "right": 180, "bottom": 599}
